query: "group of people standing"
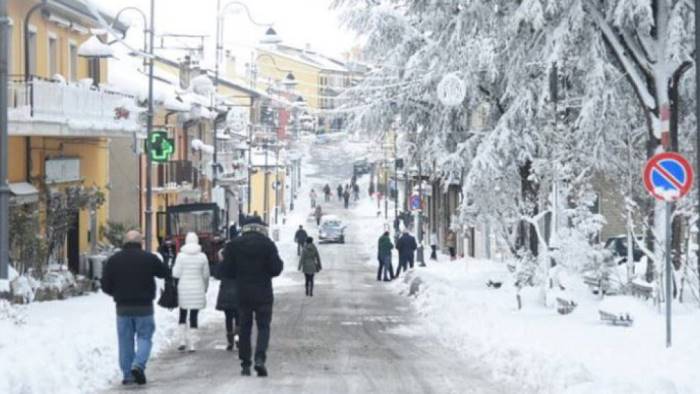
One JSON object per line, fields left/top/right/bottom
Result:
{"left": 101, "top": 215, "right": 285, "bottom": 386}
{"left": 376, "top": 229, "right": 418, "bottom": 281}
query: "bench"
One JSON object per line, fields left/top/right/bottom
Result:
{"left": 583, "top": 274, "right": 609, "bottom": 295}
{"left": 629, "top": 279, "right": 654, "bottom": 300}
{"left": 556, "top": 298, "right": 577, "bottom": 315}
{"left": 599, "top": 310, "right": 634, "bottom": 326}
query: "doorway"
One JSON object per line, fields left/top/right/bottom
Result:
{"left": 67, "top": 212, "right": 80, "bottom": 273}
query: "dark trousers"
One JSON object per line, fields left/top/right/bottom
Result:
{"left": 297, "top": 242, "right": 304, "bottom": 256}
{"left": 396, "top": 255, "right": 414, "bottom": 277}
{"left": 178, "top": 309, "right": 199, "bottom": 328}
{"left": 238, "top": 303, "right": 273, "bottom": 368}
{"left": 378, "top": 255, "right": 393, "bottom": 281}
{"left": 430, "top": 245, "right": 437, "bottom": 260}
{"left": 449, "top": 247, "right": 456, "bottom": 259}
{"left": 344, "top": 199, "right": 349, "bottom": 208}
{"left": 304, "top": 274, "right": 315, "bottom": 296}
{"left": 224, "top": 309, "right": 239, "bottom": 333}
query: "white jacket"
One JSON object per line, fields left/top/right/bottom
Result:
{"left": 172, "top": 233, "right": 210, "bottom": 310}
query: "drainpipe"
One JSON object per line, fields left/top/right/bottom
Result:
{"left": 23, "top": 2, "right": 45, "bottom": 183}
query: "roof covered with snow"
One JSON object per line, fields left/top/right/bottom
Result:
{"left": 258, "top": 45, "right": 350, "bottom": 74}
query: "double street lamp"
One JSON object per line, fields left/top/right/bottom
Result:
{"left": 78, "top": 2, "right": 156, "bottom": 252}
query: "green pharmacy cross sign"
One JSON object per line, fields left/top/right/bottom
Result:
{"left": 147, "top": 131, "right": 175, "bottom": 163}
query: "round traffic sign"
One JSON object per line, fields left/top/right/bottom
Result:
{"left": 437, "top": 73, "right": 466, "bottom": 107}
{"left": 410, "top": 195, "right": 421, "bottom": 210}
{"left": 643, "top": 152, "right": 694, "bottom": 201}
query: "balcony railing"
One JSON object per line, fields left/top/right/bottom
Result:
{"left": 8, "top": 76, "right": 142, "bottom": 135}
{"left": 155, "top": 160, "right": 199, "bottom": 190}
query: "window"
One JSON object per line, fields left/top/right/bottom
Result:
{"left": 69, "top": 43, "right": 78, "bottom": 81}
{"left": 27, "top": 29, "right": 37, "bottom": 76}
{"left": 88, "top": 58, "right": 101, "bottom": 86}
{"left": 48, "top": 35, "right": 58, "bottom": 76}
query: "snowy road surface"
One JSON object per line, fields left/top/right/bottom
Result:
{"left": 104, "top": 137, "right": 505, "bottom": 394}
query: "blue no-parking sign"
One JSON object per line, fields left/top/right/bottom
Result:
{"left": 410, "top": 195, "right": 421, "bottom": 210}
{"left": 643, "top": 152, "right": 693, "bottom": 201}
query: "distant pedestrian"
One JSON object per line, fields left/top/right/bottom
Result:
{"left": 446, "top": 229, "right": 457, "bottom": 261}
{"left": 294, "top": 225, "right": 308, "bottom": 256}
{"left": 309, "top": 189, "right": 317, "bottom": 208}
{"left": 215, "top": 248, "right": 239, "bottom": 352}
{"left": 430, "top": 232, "right": 438, "bottom": 260}
{"left": 337, "top": 185, "right": 343, "bottom": 201}
{"left": 377, "top": 231, "right": 394, "bottom": 281}
{"left": 221, "top": 217, "right": 284, "bottom": 378}
{"left": 101, "top": 230, "right": 170, "bottom": 386}
{"left": 352, "top": 183, "right": 360, "bottom": 201}
{"left": 314, "top": 205, "right": 323, "bottom": 226}
{"left": 343, "top": 189, "right": 351, "bottom": 209}
{"left": 323, "top": 184, "right": 331, "bottom": 202}
{"left": 395, "top": 229, "right": 417, "bottom": 277}
{"left": 298, "top": 237, "right": 322, "bottom": 296}
{"left": 172, "top": 232, "right": 210, "bottom": 353}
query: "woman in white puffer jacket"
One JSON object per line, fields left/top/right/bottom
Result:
{"left": 172, "top": 232, "right": 210, "bottom": 352}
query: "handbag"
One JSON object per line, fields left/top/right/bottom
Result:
{"left": 158, "top": 277, "right": 178, "bottom": 310}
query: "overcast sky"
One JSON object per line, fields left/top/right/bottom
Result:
{"left": 96, "top": 0, "right": 358, "bottom": 65}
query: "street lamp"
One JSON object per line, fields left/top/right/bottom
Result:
{"left": 79, "top": 2, "right": 156, "bottom": 252}
{"left": 214, "top": 0, "right": 281, "bottom": 215}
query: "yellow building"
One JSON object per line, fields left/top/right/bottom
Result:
{"left": 255, "top": 44, "right": 352, "bottom": 133}
{"left": 7, "top": 0, "right": 137, "bottom": 272}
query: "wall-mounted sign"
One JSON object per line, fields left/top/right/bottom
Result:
{"left": 226, "top": 107, "right": 250, "bottom": 133}
{"left": 45, "top": 158, "right": 81, "bottom": 183}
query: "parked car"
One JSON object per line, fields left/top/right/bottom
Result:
{"left": 604, "top": 235, "right": 644, "bottom": 264}
{"left": 318, "top": 215, "right": 346, "bottom": 244}
{"left": 353, "top": 159, "right": 371, "bottom": 176}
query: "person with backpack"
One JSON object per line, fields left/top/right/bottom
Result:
{"left": 298, "top": 237, "right": 322, "bottom": 297}
{"left": 172, "top": 232, "right": 210, "bottom": 353}
{"left": 395, "top": 229, "right": 418, "bottom": 277}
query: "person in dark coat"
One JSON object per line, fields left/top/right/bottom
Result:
{"left": 216, "top": 236, "right": 240, "bottom": 352}
{"left": 221, "top": 217, "right": 284, "bottom": 378}
{"left": 101, "top": 230, "right": 170, "bottom": 386}
{"left": 377, "top": 231, "right": 394, "bottom": 281}
{"left": 336, "top": 184, "right": 343, "bottom": 201}
{"left": 294, "top": 225, "right": 308, "bottom": 256}
{"left": 343, "top": 189, "right": 351, "bottom": 209}
{"left": 395, "top": 229, "right": 418, "bottom": 277}
{"left": 298, "top": 237, "right": 322, "bottom": 296}
{"left": 323, "top": 184, "right": 331, "bottom": 202}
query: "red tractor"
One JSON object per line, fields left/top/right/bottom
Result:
{"left": 162, "top": 203, "right": 226, "bottom": 265}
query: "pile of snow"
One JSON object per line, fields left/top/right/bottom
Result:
{"left": 390, "top": 260, "right": 700, "bottom": 393}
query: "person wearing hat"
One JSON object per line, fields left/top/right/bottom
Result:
{"left": 221, "top": 216, "right": 284, "bottom": 378}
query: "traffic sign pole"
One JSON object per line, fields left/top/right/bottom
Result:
{"left": 665, "top": 202, "right": 672, "bottom": 348}
{"left": 643, "top": 152, "right": 694, "bottom": 349}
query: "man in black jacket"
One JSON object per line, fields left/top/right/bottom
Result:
{"left": 222, "top": 218, "right": 284, "bottom": 377}
{"left": 294, "top": 225, "right": 308, "bottom": 256}
{"left": 101, "top": 230, "right": 170, "bottom": 386}
{"left": 395, "top": 229, "right": 418, "bottom": 278}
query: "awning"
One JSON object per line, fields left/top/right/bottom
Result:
{"left": 9, "top": 182, "right": 39, "bottom": 204}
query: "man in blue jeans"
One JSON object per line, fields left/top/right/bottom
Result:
{"left": 101, "top": 231, "right": 170, "bottom": 386}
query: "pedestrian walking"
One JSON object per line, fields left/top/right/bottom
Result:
{"left": 430, "top": 232, "right": 438, "bottom": 260}
{"left": 314, "top": 205, "right": 323, "bottom": 226}
{"left": 377, "top": 231, "right": 394, "bottom": 281}
{"left": 309, "top": 189, "right": 317, "bottom": 208}
{"left": 294, "top": 225, "right": 308, "bottom": 256}
{"left": 395, "top": 229, "right": 418, "bottom": 277}
{"left": 101, "top": 230, "right": 170, "bottom": 386}
{"left": 221, "top": 217, "right": 284, "bottom": 378}
{"left": 172, "top": 232, "right": 210, "bottom": 353}
{"left": 337, "top": 184, "right": 343, "bottom": 201}
{"left": 343, "top": 189, "right": 351, "bottom": 209}
{"left": 298, "top": 237, "right": 322, "bottom": 296}
{"left": 323, "top": 184, "right": 331, "bottom": 202}
{"left": 215, "top": 244, "right": 239, "bottom": 352}
{"left": 446, "top": 229, "right": 457, "bottom": 261}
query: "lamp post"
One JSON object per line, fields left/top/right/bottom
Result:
{"left": 0, "top": 0, "right": 10, "bottom": 284}
{"left": 214, "top": 1, "right": 281, "bottom": 217}
{"left": 79, "top": 2, "right": 155, "bottom": 251}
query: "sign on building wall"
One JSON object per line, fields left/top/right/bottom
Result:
{"left": 227, "top": 107, "right": 250, "bottom": 133}
{"left": 45, "top": 158, "right": 81, "bottom": 183}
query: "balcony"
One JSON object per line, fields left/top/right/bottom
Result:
{"left": 154, "top": 160, "right": 199, "bottom": 192}
{"left": 8, "top": 77, "right": 142, "bottom": 137}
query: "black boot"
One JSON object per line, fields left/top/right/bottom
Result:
{"left": 254, "top": 364, "right": 268, "bottom": 377}
{"left": 226, "top": 332, "right": 234, "bottom": 351}
{"left": 241, "top": 366, "right": 251, "bottom": 376}
{"left": 131, "top": 367, "right": 147, "bottom": 385}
